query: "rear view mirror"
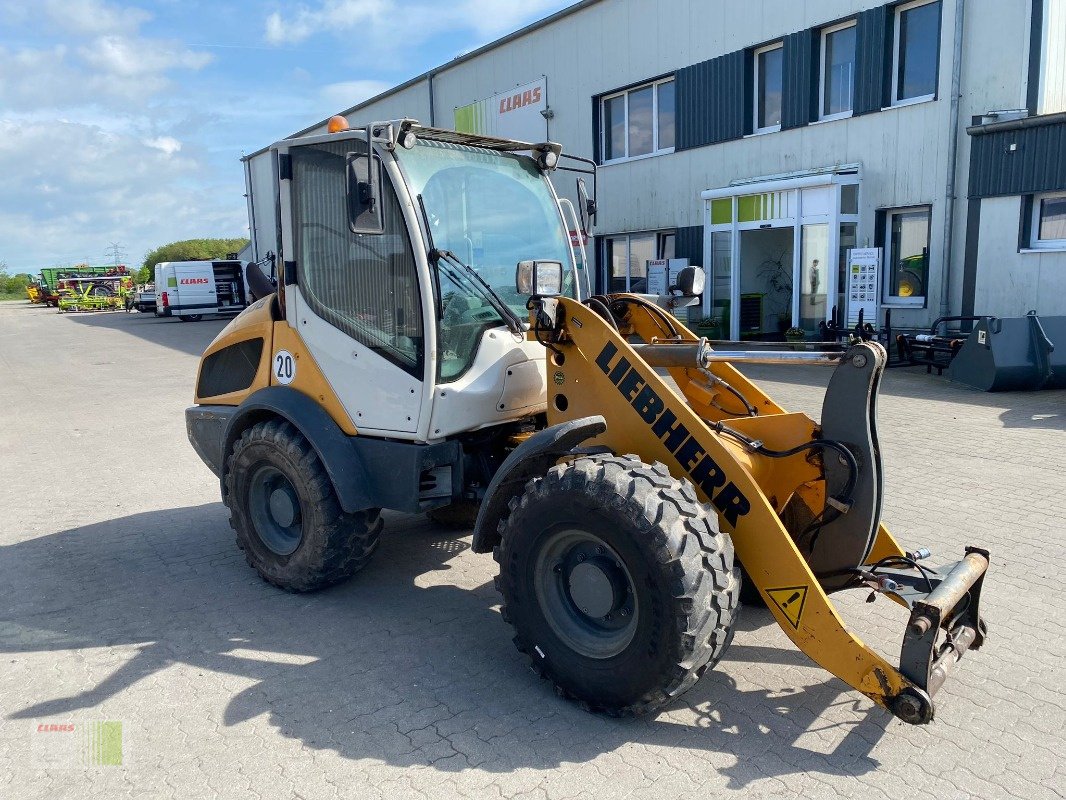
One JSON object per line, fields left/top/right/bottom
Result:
{"left": 346, "top": 152, "right": 384, "bottom": 234}
{"left": 577, "top": 177, "right": 596, "bottom": 228}
{"left": 516, "top": 260, "right": 563, "bottom": 297}
{"left": 673, "top": 266, "right": 705, "bottom": 297}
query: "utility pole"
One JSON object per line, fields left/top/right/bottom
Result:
{"left": 104, "top": 241, "right": 128, "bottom": 267}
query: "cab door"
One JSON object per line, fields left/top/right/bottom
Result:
{"left": 278, "top": 137, "right": 425, "bottom": 435}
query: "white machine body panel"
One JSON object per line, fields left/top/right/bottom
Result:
{"left": 289, "top": 286, "right": 423, "bottom": 434}
{"left": 428, "top": 328, "right": 547, "bottom": 439}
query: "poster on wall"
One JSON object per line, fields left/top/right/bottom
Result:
{"left": 645, "top": 259, "right": 690, "bottom": 296}
{"left": 453, "top": 77, "right": 548, "bottom": 142}
{"left": 846, "top": 247, "right": 881, "bottom": 327}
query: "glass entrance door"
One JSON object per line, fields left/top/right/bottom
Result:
{"left": 704, "top": 175, "right": 861, "bottom": 341}
{"left": 799, "top": 223, "right": 829, "bottom": 335}
{"left": 738, "top": 227, "right": 794, "bottom": 339}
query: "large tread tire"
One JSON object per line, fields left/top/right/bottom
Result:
{"left": 225, "top": 419, "right": 382, "bottom": 591}
{"left": 494, "top": 454, "right": 740, "bottom": 716}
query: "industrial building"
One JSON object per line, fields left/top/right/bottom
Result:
{"left": 245, "top": 0, "right": 1066, "bottom": 339}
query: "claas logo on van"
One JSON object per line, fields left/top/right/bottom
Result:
{"left": 179, "top": 278, "right": 210, "bottom": 285}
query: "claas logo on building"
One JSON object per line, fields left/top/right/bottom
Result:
{"left": 499, "top": 86, "right": 542, "bottom": 114}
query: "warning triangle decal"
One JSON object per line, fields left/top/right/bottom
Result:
{"left": 765, "top": 586, "right": 808, "bottom": 629}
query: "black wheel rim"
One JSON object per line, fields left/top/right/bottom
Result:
{"left": 533, "top": 528, "right": 639, "bottom": 659}
{"left": 248, "top": 465, "right": 304, "bottom": 556}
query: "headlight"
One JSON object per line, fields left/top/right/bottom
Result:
{"left": 516, "top": 260, "right": 563, "bottom": 297}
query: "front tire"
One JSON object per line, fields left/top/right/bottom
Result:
{"left": 494, "top": 455, "right": 739, "bottom": 715}
{"left": 225, "top": 419, "right": 382, "bottom": 591}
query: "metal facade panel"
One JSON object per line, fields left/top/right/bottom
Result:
{"left": 676, "top": 50, "right": 749, "bottom": 150}
{"left": 674, "top": 225, "right": 704, "bottom": 268}
{"left": 854, "top": 6, "right": 891, "bottom": 116}
{"left": 968, "top": 118, "right": 1066, "bottom": 197}
{"left": 782, "top": 29, "right": 818, "bottom": 130}
{"left": 676, "top": 57, "right": 713, "bottom": 150}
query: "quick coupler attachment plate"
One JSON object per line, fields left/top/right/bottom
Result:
{"left": 894, "top": 547, "right": 990, "bottom": 724}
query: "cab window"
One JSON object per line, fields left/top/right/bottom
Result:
{"left": 290, "top": 139, "right": 424, "bottom": 376}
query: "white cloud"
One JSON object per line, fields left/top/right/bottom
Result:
{"left": 0, "top": 40, "right": 211, "bottom": 112}
{"left": 0, "top": 119, "right": 245, "bottom": 270}
{"left": 264, "top": 0, "right": 565, "bottom": 48}
{"left": 43, "top": 0, "right": 150, "bottom": 35}
{"left": 265, "top": 0, "right": 387, "bottom": 45}
{"left": 0, "top": 2, "right": 237, "bottom": 271}
{"left": 145, "top": 136, "right": 182, "bottom": 155}
{"left": 79, "top": 35, "right": 212, "bottom": 79}
{"left": 319, "top": 79, "right": 392, "bottom": 112}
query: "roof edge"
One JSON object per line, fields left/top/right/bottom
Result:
{"left": 241, "top": 0, "right": 602, "bottom": 160}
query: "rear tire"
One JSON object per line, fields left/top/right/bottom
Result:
{"left": 180, "top": 314, "right": 203, "bottom": 322}
{"left": 494, "top": 454, "right": 739, "bottom": 715}
{"left": 225, "top": 419, "right": 382, "bottom": 591}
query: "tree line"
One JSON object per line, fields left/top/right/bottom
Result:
{"left": 138, "top": 238, "right": 249, "bottom": 282}
{"left": 0, "top": 238, "right": 251, "bottom": 293}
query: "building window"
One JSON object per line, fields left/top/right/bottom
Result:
{"left": 754, "top": 42, "right": 784, "bottom": 133}
{"left": 1031, "top": 193, "right": 1066, "bottom": 249}
{"left": 892, "top": 0, "right": 941, "bottom": 106}
{"left": 1032, "top": 0, "right": 1066, "bottom": 114}
{"left": 820, "top": 21, "right": 856, "bottom": 119}
{"left": 604, "top": 231, "right": 674, "bottom": 292}
{"left": 884, "top": 206, "right": 931, "bottom": 305}
{"left": 599, "top": 78, "right": 675, "bottom": 164}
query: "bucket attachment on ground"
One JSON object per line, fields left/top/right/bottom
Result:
{"left": 948, "top": 311, "right": 1066, "bottom": 391}
{"left": 893, "top": 315, "right": 979, "bottom": 375}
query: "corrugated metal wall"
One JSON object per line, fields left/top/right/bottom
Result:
{"left": 854, "top": 6, "right": 891, "bottom": 116}
{"left": 782, "top": 29, "right": 818, "bottom": 129}
{"left": 674, "top": 225, "right": 704, "bottom": 268}
{"left": 676, "top": 50, "right": 750, "bottom": 150}
{"left": 967, "top": 117, "right": 1066, "bottom": 197}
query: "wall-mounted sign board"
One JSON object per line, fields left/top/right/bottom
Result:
{"left": 454, "top": 77, "right": 547, "bottom": 142}
{"left": 846, "top": 248, "right": 881, "bottom": 327}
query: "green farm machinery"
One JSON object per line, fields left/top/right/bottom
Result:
{"left": 56, "top": 274, "right": 133, "bottom": 313}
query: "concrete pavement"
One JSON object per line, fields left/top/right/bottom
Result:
{"left": 1, "top": 299, "right": 1063, "bottom": 799}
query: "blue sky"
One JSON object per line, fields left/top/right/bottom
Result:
{"left": 0, "top": 0, "right": 571, "bottom": 272}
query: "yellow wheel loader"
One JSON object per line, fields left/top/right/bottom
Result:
{"left": 187, "top": 119, "right": 988, "bottom": 726}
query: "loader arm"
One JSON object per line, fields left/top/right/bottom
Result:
{"left": 525, "top": 294, "right": 989, "bottom": 724}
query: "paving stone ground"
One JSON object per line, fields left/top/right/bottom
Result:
{"left": 1, "top": 300, "right": 1064, "bottom": 799}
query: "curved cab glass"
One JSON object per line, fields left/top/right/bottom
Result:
{"left": 401, "top": 140, "right": 575, "bottom": 380}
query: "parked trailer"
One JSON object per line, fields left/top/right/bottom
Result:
{"left": 155, "top": 260, "right": 249, "bottom": 322}
{"left": 38, "top": 265, "right": 128, "bottom": 307}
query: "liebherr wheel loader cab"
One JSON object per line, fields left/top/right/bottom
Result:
{"left": 189, "top": 119, "right": 590, "bottom": 588}
{"left": 189, "top": 119, "right": 989, "bottom": 727}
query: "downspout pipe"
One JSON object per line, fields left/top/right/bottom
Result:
{"left": 940, "top": 0, "right": 966, "bottom": 318}
{"left": 428, "top": 71, "right": 436, "bottom": 126}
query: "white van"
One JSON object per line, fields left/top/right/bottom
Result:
{"left": 155, "top": 260, "right": 248, "bottom": 321}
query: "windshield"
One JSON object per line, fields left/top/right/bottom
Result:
{"left": 401, "top": 140, "right": 575, "bottom": 380}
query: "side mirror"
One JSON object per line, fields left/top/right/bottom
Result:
{"left": 673, "top": 266, "right": 705, "bottom": 297}
{"left": 516, "top": 260, "right": 563, "bottom": 297}
{"left": 245, "top": 260, "right": 275, "bottom": 301}
{"left": 577, "top": 177, "right": 596, "bottom": 228}
{"left": 346, "top": 152, "right": 384, "bottom": 234}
